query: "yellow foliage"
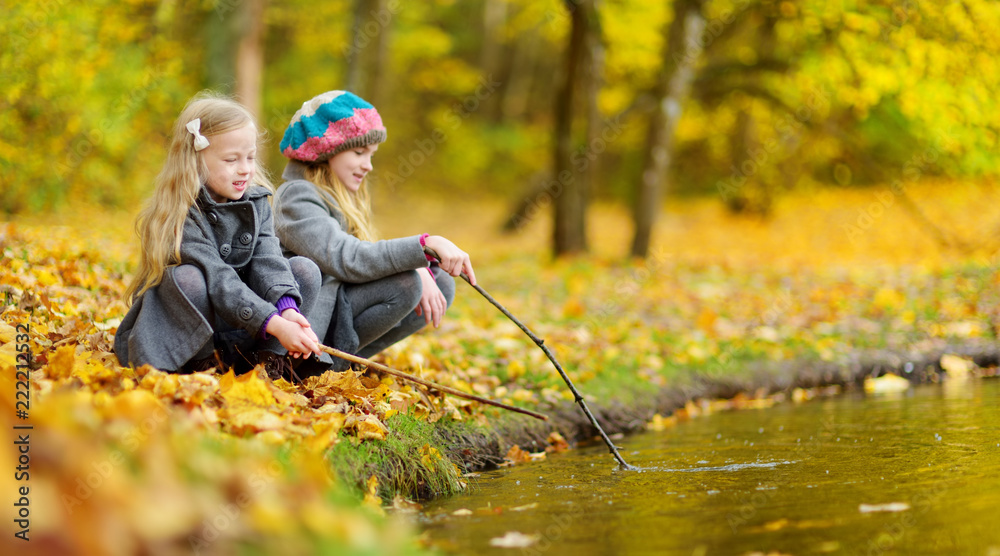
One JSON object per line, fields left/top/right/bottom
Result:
{"left": 362, "top": 475, "right": 384, "bottom": 514}
{"left": 220, "top": 368, "right": 277, "bottom": 408}
{"left": 940, "top": 354, "right": 976, "bottom": 377}
{"left": 420, "top": 443, "right": 443, "bottom": 469}
{"left": 647, "top": 413, "right": 677, "bottom": 431}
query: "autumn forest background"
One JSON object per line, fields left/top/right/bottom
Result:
{"left": 5, "top": 0, "right": 1000, "bottom": 255}
{"left": 3, "top": 0, "right": 1000, "bottom": 554}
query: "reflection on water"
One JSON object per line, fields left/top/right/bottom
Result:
{"left": 420, "top": 379, "right": 1000, "bottom": 555}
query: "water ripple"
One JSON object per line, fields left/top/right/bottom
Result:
{"left": 630, "top": 460, "right": 797, "bottom": 473}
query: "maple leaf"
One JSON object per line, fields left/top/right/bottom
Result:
{"left": 546, "top": 431, "right": 570, "bottom": 453}
{"left": 47, "top": 344, "right": 77, "bottom": 379}
{"left": 302, "top": 414, "right": 346, "bottom": 454}
{"left": 219, "top": 368, "right": 277, "bottom": 407}
{"left": 503, "top": 444, "right": 531, "bottom": 465}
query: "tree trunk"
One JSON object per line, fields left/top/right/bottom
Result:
{"left": 722, "top": 13, "right": 777, "bottom": 217}
{"left": 344, "top": 0, "right": 368, "bottom": 95}
{"left": 630, "top": 0, "right": 705, "bottom": 258}
{"left": 552, "top": 0, "right": 595, "bottom": 256}
{"left": 500, "top": 29, "right": 540, "bottom": 121}
{"left": 480, "top": 0, "right": 507, "bottom": 121}
{"left": 580, "top": 3, "right": 604, "bottom": 233}
{"left": 366, "top": 0, "right": 392, "bottom": 108}
{"left": 724, "top": 109, "right": 755, "bottom": 214}
{"left": 235, "top": 0, "right": 266, "bottom": 121}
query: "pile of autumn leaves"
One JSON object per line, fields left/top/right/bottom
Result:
{"left": 0, "top": 223, "right": 492, "bottom": 555}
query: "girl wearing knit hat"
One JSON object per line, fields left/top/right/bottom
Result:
{"left": 273, "top": 90, "right": 476, "bottom": 373}
{"left": 115, "top": 93, "right": 323, "bottom": 377}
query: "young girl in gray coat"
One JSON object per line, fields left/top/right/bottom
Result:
{"left": 114, "top": 94, "right": 322, "bottom": 377}
{"left": 273, "top": 90, "right": 476, "bottom": 373}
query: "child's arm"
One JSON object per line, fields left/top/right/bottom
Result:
{"left": 275, "top": 181, "right": 429, "bottom": 282}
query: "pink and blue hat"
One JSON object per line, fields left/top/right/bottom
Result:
{"left": 280, "top": 91, "right": 386, "bottom": 162}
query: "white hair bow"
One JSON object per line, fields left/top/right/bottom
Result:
{"left": 185, "top": 118, "right": 210, "bottom": 151}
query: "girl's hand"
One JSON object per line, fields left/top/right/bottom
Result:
{"left": 414, "top": 268, "right": 447, "bottom": 327}
{"left": 267, "top": 312, "right": 321, "bottom": 358}
{"left": 423, "top": 235, "right": 476, "bottom": 286}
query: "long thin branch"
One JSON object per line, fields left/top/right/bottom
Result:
{"left": 423, "top": 247, "right": 635, "bottom": 470}
{"left": 319, "top": 345, "right": 549, "bottom": 421}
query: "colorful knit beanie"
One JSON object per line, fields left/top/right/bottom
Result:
{"left": 280, "top": 91, "right": 386, "bottom": 162}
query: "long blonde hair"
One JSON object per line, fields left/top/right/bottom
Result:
{"left": 125, "top": 93, "right": 272, "bottom": 304}
{"left": 304, "top": 163, "right": 379, "bottom": 242}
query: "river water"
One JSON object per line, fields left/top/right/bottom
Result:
{"left": 420, "top": 378, "right": 1000, "bottom": 555}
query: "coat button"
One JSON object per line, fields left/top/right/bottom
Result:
{"left": 207, "top": 212, "right": 219, "bottom": 224}
{"left": 239, "top": 307, "right": 253, "bottom": 320}
{"left": 240, "top": 232, "right": 253, "bottom": 245}
{"left": 220, "top": 244, "right": 232, "bottom": 258}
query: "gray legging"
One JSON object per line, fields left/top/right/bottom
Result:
{"left": 170, "top": 256, "right": 321, "bottom": 361}
{"left": 342, "top": 266, "right": 456, "bottom": 358}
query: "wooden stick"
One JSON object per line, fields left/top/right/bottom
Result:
{"left": 423, "top": 246, "right": 635, "bottom": 470}
{"left": 319, "top": 344, "right": 548, "bottom": 421}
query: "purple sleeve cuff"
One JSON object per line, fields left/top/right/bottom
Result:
{"left": 276, "top": 296, "right": 299, "bottom": 314}
{"left": 260, "top": 297, "right": 300, "bottom": 339}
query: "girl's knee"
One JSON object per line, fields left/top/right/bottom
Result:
{"left": 288, "top": 256, "right": 321, "bottom": 289}
{"left": 401, "top": 269, "right": 422, "bottom": 307}
{"left": 168, "top": 264, "right": 211, "bottom": 317}
{"left": 170, "top": 264, "right": 207, "bottom": 297}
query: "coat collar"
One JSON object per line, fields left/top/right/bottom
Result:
{"left": 196, "top": 184, "right": 271, "bottom": 207}
{"left": 281, "top": 160, "right": 310, "bottom": 182}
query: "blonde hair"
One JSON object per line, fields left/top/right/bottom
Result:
{"left": 304, "top": 163, "right": 379, "bottom": 242}
{"left": 125, "top": 93, "right": 273, "bottom": 304}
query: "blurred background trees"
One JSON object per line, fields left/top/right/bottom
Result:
{"left": 2, "top": 0, "right": 998, "bottom": 257}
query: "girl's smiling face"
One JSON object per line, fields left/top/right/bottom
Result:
{"left": 203, "top": 123, "right": 257, "bottom": 202}
{"left": 327, "top": 143, "right": 378, "bottom": 192}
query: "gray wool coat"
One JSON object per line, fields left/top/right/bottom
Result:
{"left": 272, "top": 160, "right": 428, "bottom": 346}
{"left": 114, "top": 186, "right": 302, "bottom": 370}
